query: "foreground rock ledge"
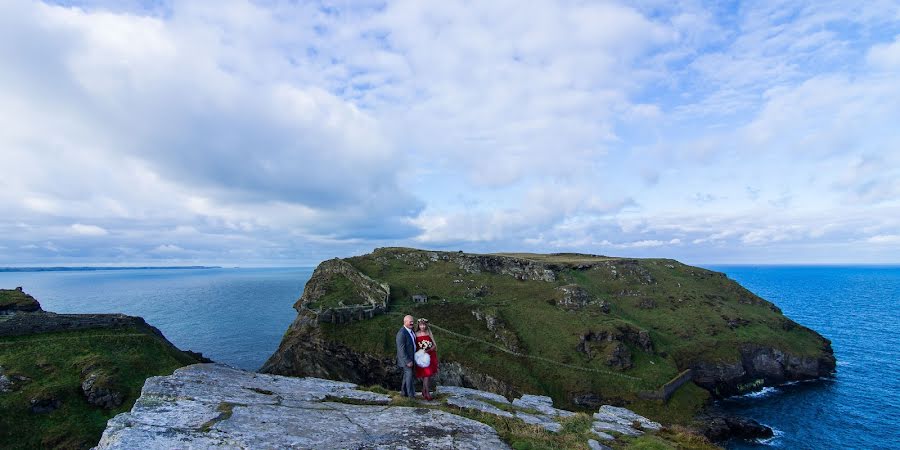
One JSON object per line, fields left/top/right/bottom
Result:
{"left": 94, "top": 364, "right": 508, "bottom": 450}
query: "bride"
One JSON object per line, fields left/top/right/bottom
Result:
{"left": 413, "top": 318, "right": 439, "bottom": 400}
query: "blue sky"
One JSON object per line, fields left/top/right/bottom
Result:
{"left": 1, "top": 0, "right": 899, "bottom": 266}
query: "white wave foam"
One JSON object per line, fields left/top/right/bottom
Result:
{"left": 739, "top": 386, "right": 779, "bottom": 399}
{"left": 755, "top": 425, "right": 784, "bottom": 446}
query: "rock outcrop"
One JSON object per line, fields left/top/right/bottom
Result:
{"left": 699, "top": 414, "right": 774, "bottom": 442}
{"left": 0, "top": 287, "right": 42, "bottom": 314}
{"left": 379, "top": 248, "right": 557, "bottom": 282}
{"left": 554, "top": 284, "right": 609, "bottom": 312}
{"left": 95, "top": 364, "right": 509, "bottom": 449}
{"left": 690, "top": 341, "right": 836, "bottom": 397}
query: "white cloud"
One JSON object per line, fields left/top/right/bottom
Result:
{"left": 867, "top": 35, "right": 900, "bottom": 70}
{"left": 70, "top": 223, "right": 108, "bottom": 236}
{"left": 867, "top": 235, "right": 900, "bottom": 244}
{"left": 0, "top": 0, "right": 898, "bottom": 264}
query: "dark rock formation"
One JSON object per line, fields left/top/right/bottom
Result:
{"left": 572, "top": 392, "right": 603, "bottom": 409}
{"left": 260, "top": 310, "right": 398, "bottom": 387}
{"left": 0, "top": 287, "right": 42, "bottom": 314}
{"left": 29, "top": 395, "right": 61, "bottom": 414}
{"left": 700, "top": 415, "right": 774, "bottom": 442}
{"left": 691, "top": 341, "right": 836, "bottom": 397}
{"left": 437, "top": 362, "right": 519, "bottom": 399}
{"left": 80, "top": 363, "right": 125, "bottom": 409}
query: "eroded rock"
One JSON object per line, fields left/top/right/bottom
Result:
{"left": 29, "top": 395, "right": 61, "bottom": 414}
{"left": 700, "top": 415, "right": 774, "bottom": 442}
{"left": 81, "top": 371, "right": 124, "bottom": 409}
{"left": 95, "top": 364, "right": 507, "bottom": 450}
{"left": 590, "top": 405, "right": 661, "bottom": 437}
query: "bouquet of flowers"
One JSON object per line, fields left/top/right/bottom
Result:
{"left": 417, "top": 339, "right": 434, "bottom": 351}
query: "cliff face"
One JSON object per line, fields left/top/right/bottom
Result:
{"left": 262, "top": 248, "right": 835, "bottom": 422}
{"left": 260, "top": 307, "right": 520, "bottom": 398}
{"left": 691, "top": 342, "right": 836, "bottom": 397}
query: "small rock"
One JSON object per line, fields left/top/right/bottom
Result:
{"left": 701, "top": 415, "right": 774, "bottom": 442}
{"left": 512, "top": 394, "right": 573, "bottom": 417}
{"left": 0, "top": 366, "right": 9, "bottom": 393}
{"left": 572, "top": 392, "right": 603, "bottom": 409}
{"left": 595, "top": 405, "right": 661, "bottom": 431}
{"left": 592, "top": 420, "right": 643, "bottom": 436}
{"left": 515, "top": 411, "right": 562, "bottom": 432}
{"left": 446, "top": 396, "right": 514, "bottom": 418}
{"left": 591, "top": 429, "right": 614, "bottom": 440}
{"left": 29, "top": 395, "right": 61, "bottom": 414}
{"left": 81, "top": 370, "right": 125, "bottom": 409}
{"left": 588, "top": 438, "right": 613, "bottom": 450}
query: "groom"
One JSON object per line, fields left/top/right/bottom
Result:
{"left": 395, "top": 314, "right": 417, "bottom": 398}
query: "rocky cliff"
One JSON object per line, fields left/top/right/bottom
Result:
{"left": 97, "top": 363, "right": 711, "bottom": 450}
{"left": 262, "top": 248, "right": 836, "bottom": 424}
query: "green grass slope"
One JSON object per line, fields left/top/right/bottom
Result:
{"left": 305, "top": 248, "right": 831, "bottom": 423}
{"left": 0, "top": 288, "right": 41, "bottom": 312}
{"left": 0, "top": 327, "right": 202, "bottom": 449}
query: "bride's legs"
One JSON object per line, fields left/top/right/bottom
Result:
{"left": 422, "top": 377, "right": 431, "bottom": 400}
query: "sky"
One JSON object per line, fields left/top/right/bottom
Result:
{"left": 1, "top": 0, "right": 899, "bottom": 266}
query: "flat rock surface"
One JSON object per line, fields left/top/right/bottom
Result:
{"left": 437, "top": 386, "right": 570, "bottom": 433}
{"left": 94, "top": 364, "right": 509, "bottom": 450}
{"left": 590, "top": 404, "right": 661, "bottom": 437}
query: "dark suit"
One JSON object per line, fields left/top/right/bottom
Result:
{"left": 396, "top": 326, "right": 416, "bottom": 397}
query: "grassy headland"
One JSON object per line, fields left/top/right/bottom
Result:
{"left": 266, "top": 247, "right": 834, "bottom": 426}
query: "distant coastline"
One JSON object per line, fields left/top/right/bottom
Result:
{"left": 0, "top": 266, "right": 221, "bottom": 272}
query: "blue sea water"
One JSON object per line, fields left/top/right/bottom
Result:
{"left": 2, "top": 265, "right": 899, "bottom": 449}
{"left": 0, "top": 267, "right": 313, "bottom": 371}
{"left": 705, "top": 265, "right": 900, "bottom": 450}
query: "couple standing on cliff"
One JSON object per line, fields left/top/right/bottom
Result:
{"left": 396, "top": 315, "right": 439, "bottom": 400}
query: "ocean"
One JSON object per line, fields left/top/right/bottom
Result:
{"left": 0, "top": 267, "right": 313, "bottom": 371}
{"left": 707, "top": 265, "right": 900, "bottom": 450}
{"left": 2, "top": 265, "right": 898, "bottom": 449}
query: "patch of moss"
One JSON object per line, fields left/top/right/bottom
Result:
{"left": 199, "top": 402, "right": 237, "bottom": 432}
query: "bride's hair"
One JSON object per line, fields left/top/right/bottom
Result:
{"left": 417, "top": 318, "right": 436, "bottom": 347}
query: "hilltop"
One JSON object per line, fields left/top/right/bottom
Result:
{"left": 0, "top": 289, "right": 208, "bottom": 449}
{"left": 262, "top": 247, "right": 835, "bottom": 427}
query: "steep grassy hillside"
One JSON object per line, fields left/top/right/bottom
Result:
{"left": 263, "top": 248, "right": 835, "bottom": 424}
{"left": 0, "top": 288, "right": 206, "bottom": 450}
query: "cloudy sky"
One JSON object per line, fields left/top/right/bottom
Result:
{"left": 1, "top": 0, "right": 899, "bottom": 266}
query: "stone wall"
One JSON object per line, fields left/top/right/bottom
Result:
{"left": 315, "top": 305, "right": 386, "bottom": 324}
{"left": 638, "top": 369, "right": 693, "bottom": 402}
